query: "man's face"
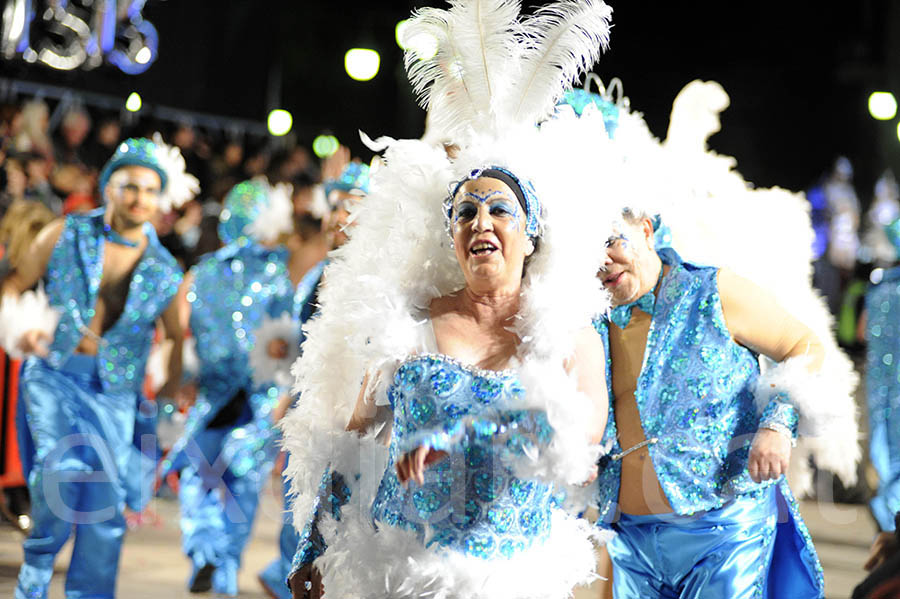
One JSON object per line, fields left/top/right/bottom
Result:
{"left": 105, "top": 165, "right": 162, "bottom": 227}
{"left": 328, "top": 190, "right": 362, "bottom": 246}
{"left": 599, "top": 217, "right": 657, "bottom": 306}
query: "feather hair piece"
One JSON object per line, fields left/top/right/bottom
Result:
{"left": 510, "top": 0, "right": 613, "bottom": 125}
{"left": 404, "top": 0, "right": 522, "bottom": 141}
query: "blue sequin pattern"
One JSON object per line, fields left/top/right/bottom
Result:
{"left": 44, "top": 208, "right": 181, "bottom": 393}
{"left": 163, "top": 238, "right": 296, "bottom": 477}
{"left": 594, "top": 248, "right": 776, "bottom": 521}
{"left": 371, "top": 354, "right": 558, "bottom": 560}
{"left": 865, "top": 266, "right": 900, "bottom": 528}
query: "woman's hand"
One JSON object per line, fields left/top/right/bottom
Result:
{"left": 395, "top": 446, "right": 448, "bottom": 486}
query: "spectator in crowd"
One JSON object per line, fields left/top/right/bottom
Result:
{"left": 53, "top": 107, "right": 91, "bottom": 168}
{"left": 21, "top": 152, "right": 62, "bottom": 215}
{"left": 83, "top": 117, "right": 122, "bottom": 172}
{"left": 12, "top": 100, "right": 52, "bottom": 161}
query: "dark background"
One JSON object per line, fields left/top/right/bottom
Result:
{"left": 2, "top": 0, "right": 898, "bottom": 202}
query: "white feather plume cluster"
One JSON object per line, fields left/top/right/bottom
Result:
{"left": 151, "top": 132, "right": 201, "bottom": 213}
{"left": 0, "top": 286, "right": 61, "bottom": 360}
{"left": 404, "top": 0, "right": 612, "bottom": 143}
{"left": 245, "top": 180, "right": 295, "bottom": 244}
{"left": 608, "top": 79, "right": 860, "bottom": 496}
{"left": 249, "top": 312, "right": 301, "bottom": 389}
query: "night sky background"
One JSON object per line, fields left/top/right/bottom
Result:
{"left": 3, "top": 1, "right": 899, "bottom": 205}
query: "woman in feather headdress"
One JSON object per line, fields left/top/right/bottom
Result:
{"left": 279, "top": 1, "right": 621, "bottom": 598}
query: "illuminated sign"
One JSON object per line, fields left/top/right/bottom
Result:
{"left": 0, "top": 0, "right": 159, "bottom": 74}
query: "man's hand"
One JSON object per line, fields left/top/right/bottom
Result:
{"left": 748, "top": 428, "right": 791, "bottom": 483}
{"left": 289, "top": 564, "right": 323, "bottom": 599}
{"left": 396, "top": 446, "right": 448, "bottom": 486}
{"left": 19, "top": 329, "right": 51, "bottom": 357}
{"left": 267, "top": 337, "right": 289, "bottom": 360}
{"left": 864, "top": 531, "right": 899, "bottom": 572}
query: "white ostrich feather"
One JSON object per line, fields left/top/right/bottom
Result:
{"left": 245, "top": 181, "right": 294, "bottom": 244}
{"left": 150, "top": 132, "right": 201, "bottom": 212}
{"left": 510, "top": 0, "right": 613, "bottom": 124}
{"left": 404, "top": 0, "right": 522, "bottom": 141}
{"left": 0, "top": 286, "right": 61, "bottom": 360}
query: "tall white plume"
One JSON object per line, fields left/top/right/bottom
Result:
{"left": 510, "top": 0, "right": 613, "bottom": 124}
{"left": 404, "top": 0, "right": 522, "bottom": 141}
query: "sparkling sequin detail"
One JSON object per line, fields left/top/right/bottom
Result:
{"left": 372, "top": 355, "right": 558, "bottom": 560}
{"left": 44, "top": 209, "right": 181, "bottom": 393}
{"left": 595, "top": 248, "right": 776, "bottom": 520}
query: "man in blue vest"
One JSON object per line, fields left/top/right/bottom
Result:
{"left": 594, "top": 209, "right": 827, "bottom": 598}
{"left": 2, "top": 137, "right": 197, "bottom": 599}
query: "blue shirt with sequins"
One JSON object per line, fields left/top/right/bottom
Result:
{"left": 187, "top": 237, "right": 296, "bottom": 410}
{"left": 371, "top": 354, "right": 563, "bottom": 560}
{"left": 43, "top": 208, "right": 181, "bottom": 393}
{"left": 594, "top": 248, "right": 797, "bottom": 522}
{"left": 865, "top": 267, "right": 900, "bottom": 515}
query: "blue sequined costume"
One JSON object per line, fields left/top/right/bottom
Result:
{"left": 15, "top": 208, "right": 181, "bottom": 599}
{"left": 594, "top": 247, "right": 824, "bottom": 598}
{"left": 258, "top": 260, "right": 326, "bottom": 599}
{"left": 288, "top": 345, "right": 598, "bottom": 597}
{"left": 866, "top": 265, "right": 900, "bottom": 531}
{"left": 163, "top": 236, "right": 297, "bottom": 594}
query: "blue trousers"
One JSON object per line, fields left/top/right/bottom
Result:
{"left": 15, "top": 355, "right": 135, "bottom": 599}
{"left": 178, "top": 425, "right": 273, "bottom": 594}
{"left": 608, "top": 485, "right": 823, "bottom": 599}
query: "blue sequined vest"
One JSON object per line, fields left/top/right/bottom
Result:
{"left": 865, "top": 267, "right": 900, "bottom": 464}
{"left": 371, "top": 355, "right": 563, "bottom": 560}
{"left": 594, "top": 248, "right": 770, "bottom": 522}
{"left": 44, "top": 208, "right": 181, "bottom": 393}
{"left": 187, "top": 238, "right": 295, "bottom": 403}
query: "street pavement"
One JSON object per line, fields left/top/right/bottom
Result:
{"left": 0, "top": 480, "right": 880, "bottom": 598}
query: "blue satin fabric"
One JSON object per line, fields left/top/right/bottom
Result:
{"left": 865, "top": 266, "right": 900, "bottom": 531}
{"left": 608, "top": 483, "right": 823, "bottom": 598}
{"left": 15, "top": 354, "right": 137, "bottom": 599}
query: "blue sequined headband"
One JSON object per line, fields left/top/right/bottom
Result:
{"left": 444, "top": 166, "right": 543, "bottom": 239}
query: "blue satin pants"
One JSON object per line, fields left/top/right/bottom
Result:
{"left": 178, "top": 425, "right": 273, "bottom": 594}
{"left": 869, "top": 414, "right": 900, "bottom": 531}
{"left": 15, "top": 355, "right": 135, "bottom": 599}
{"left": 608, "top": 486, "right": 822, "bottom": 599}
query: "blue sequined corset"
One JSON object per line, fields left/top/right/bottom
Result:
{"left": 866, "top": 267, "right": 900, "bottom": 465}
{"left": 188, "top": 238, "right": 294, "bottom": 401}
{"left": 595, "top": 248, "right": 769, "bottom": 522}
{"left": 44, "top": 208, "right": 181, "bottom": 393}
{"left": 371, "top": 355, "right": 561, "bottom": 560}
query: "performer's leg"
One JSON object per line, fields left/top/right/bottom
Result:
{"left": 15, "top": 360, "right": 82, "bottom": 599}
{"left": 676, "top": 490, "right": 778, "bottom": 599}
{"left": 607, "top": 518, "right": 676, "bottom": 599}
{"left": 215, "top": 464, "right": 268, "bottom": 596}
{"left": 179, "top": 427, "right": 229, "bottom": 590}
{"left": 64, "top": 482, "right": 127, "bottom": 598}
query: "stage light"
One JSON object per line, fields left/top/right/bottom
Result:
{"left": 267, "top": 109, "right": 293, "bottom": 136}
{"left": 896, "top": 121, "right": 900, "bottom": 144}
{"left": 395, "top": 19, "right": 438, "bottom": 60}
{"left": 135, "top": 46, "right": 152, "bottom": 65}
{"left": 395, "top": 20, "right": 410, "bottom": 49}
{"left": 125, "top": 92, "right": 142, "bottom": 112}
{"left": 312, "top": 134, "right": 340, "bottom": 158}
{"left": 345, "top": 48, "right": 380, "bottom": 82}
{"left": 869, "top": 92, "right": 897, "bottom": 120}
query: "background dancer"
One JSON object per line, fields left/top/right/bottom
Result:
{"left": 1, "top": 137, "right": 197, "bottom": 599}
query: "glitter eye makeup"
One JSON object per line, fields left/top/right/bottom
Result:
{"left": 453, "top": 190, "right": 523, "bottom": 231}
{"left": 605, "top": 233, "right": 630, "bottom": 250}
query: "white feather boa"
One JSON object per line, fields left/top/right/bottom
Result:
{"left": 0, "top": 286, "right": 61, "bottom": 360}
{"left": 280, "top": 109, "right": 617, "bottom": 596}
